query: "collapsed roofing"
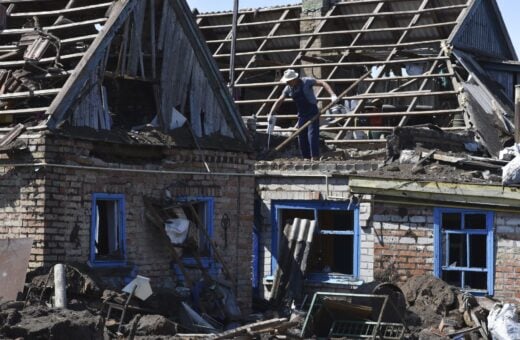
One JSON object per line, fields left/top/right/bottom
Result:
{"left": 195, "top": 0, "right": 519, "bottom": 157}
{"left": 0, "top": 0, "right": 249, "bottom": 150}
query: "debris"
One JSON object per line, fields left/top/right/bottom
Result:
{"left": 488, "top": 303, "right": 520, "bottom": 340}
{"left": 130, "top": 314, "right": 178, "bottom": 337}
{"left": 0, "top": 238, "right": 33, "bottom": 302}
{"left": 0, "top": 305, "right": 104, "bottom": 340}
{"left": 270, "top": 218, "right": 316, "bottom": 306}
{"left": 213, "top": 317, "right": 290, "bottom": 339}
{"left": 122, "top": 275, "right": 153, "bottom": 301}
{"left": 502, "top": 155, "right": 520, "bottom": 185}
{"left": 53, "top": 264, "right": 67, "bottom": 309}
{"left": 301, "top": 292, "right": 407, "bottom": 339}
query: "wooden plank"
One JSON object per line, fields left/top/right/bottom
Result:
{"left": 206, "top": 21, "right": 458, "bottom": 44}
{"left": 0, "top": 88, "right": 60, "bottom": 100}
{"left": 254, "top": 4, "right": 339, "bottom": 117}
{"left": 310, "top": 1, "right": 385, "bottom": 113}
{"left": 215, "top": 39, "right": 445, "bottom": 58}
{"left": 234, "top": 73, "right": 455, "bottom": 88}
{"left": 333, "top": 0, "right": 431, "bottom": 141}
{"left": 0, "top": 18, "right": 107, "bottom": 35}
{"left": 10, "top": 2, "right": 112, "bottom": 17}
{"left": 199, "top": 4, "right": 468, "bottom": 29}
{"left": 233, "top": 9, "right": 290, "bottom": 86}
{"left": 0, "top": 107, "right": 48, "bottom": 115}
{"left": 235, "top": 90, "right": 458, "bottom": 103}
{"left": 46, "top": 0, "right": 140, "bottom": 128}
{"left": 223, "top": 56, "right": 449, "bottom": 72}
{"left": 0, "top": 52, "right": 84, "bottom": 67}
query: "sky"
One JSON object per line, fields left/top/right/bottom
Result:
{"left": 187, "top": 0, "right": 520, "bottom": 56}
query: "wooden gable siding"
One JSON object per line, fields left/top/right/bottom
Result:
{"left": 452, "top": 0, "right": 514, "bottom": 60}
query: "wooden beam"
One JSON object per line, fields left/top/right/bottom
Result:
{"left": 199, "top": 4, "right": 468, "bottom": 30}
{"left": 333, "top": 0, "right": 431, "bottom": 141}
{"left": 9, "top": 2, "right": 112, "bottom": 17}
{"left": 233, "top": 9, "right": 290, "bottom": 86}
{"left": 214, "top": 39, "right": 444, "bottom": 58}
{"left": 235, "top": 90, "right": 458, "bottom": 103}
{"left": 46, "top": 0, "right": 140, "bottom": 129}
{"left": 0, "top": 52, "right": 84, "bottom": 67}
{"left": 206, "top": 21, "right": 458, "bottom": 44}
{"left": 0, "top": 88, "right": 60, "bottom": 100}
{"left": 233, "top": 73, "right": 455, "bottom": 88}
{"left": 223, "top": 52, "right": 449, "bottom": 74}
{"left": 0, "top": 18, "right": 107, "bottom": 35}
{"left": 253, "top": 4, "right": 342, "bottom": 117}
{"left": 0, "top": 107, "right": 48, "bottom": 115}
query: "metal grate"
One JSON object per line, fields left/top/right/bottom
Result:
{"left": 330, "top": 320, "right": 405, "bottom": 339}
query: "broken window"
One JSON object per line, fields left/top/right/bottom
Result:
{"left": 174, "top": 197, "right": 215, "bottom": 270}
{"left": 272, "top": 201, "right": 359, "bottom": 282}
{"left": 90, "top": 194, "right": 126, "bottom": 266}
{"left": 435, "top": 209, "right": 494, "bottom": 295}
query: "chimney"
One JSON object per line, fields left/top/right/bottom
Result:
{"left": 300, "top": 0, "right": 331, "bottom": 79}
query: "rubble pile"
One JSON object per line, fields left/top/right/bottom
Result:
{"left": 0, "top": 302, "right": 104, "bottom": 340}
{"left": 2, "top": 271, "right": 520, "bottom": 339}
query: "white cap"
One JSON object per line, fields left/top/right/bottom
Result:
{"left": 280, "top": 69, "right": 299, "bottom": 83}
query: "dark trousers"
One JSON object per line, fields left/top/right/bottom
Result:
{"left": 297, "top": 114, "right": 320, "bottom": 159}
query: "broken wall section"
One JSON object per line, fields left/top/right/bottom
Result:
{"left": 0, "top": 133, "right": 255, "bottom": 312}
{"left": 0, "top": 133, "right": 47, "bottom": 270}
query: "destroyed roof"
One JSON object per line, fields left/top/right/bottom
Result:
{"left": 196, "top": 0, "right": 518, "bottom": 156}
{"left": 0, "top": 0, "right": 250, "bottom": 149}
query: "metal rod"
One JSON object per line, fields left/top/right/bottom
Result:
{"left": 228, "top": 0, "right": 239, "bottom": 93}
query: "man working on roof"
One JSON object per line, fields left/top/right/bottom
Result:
{"left": 268, "top": 69, "right": 337, "bottom": 160}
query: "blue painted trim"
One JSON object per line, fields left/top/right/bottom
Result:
{"left": 252, "top": 225, "right": 260, "bottom": 290}
{"left": 487, "top": 211, "right": 495, "bottom": 296}
{"left": 89, "top": 193, "right": 126, "bottom": 268}
{"left": 270, "top": 200, "right": 360, "bottom": 282}
{"left": 434, "top": 207, "right": 494, "bottom": 295}
{"left": 175, "top": 196, "right": 215, "bottom": 272}
{"left": 433, "top": 208, "right": 441, "bottom": 277}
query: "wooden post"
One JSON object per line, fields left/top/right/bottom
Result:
{"left": 515, "top": 85, "right": 520, "bottom": 143}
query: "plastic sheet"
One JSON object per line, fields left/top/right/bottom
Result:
{"left": 488, "top": 303, "right": 520, "bottom": 340}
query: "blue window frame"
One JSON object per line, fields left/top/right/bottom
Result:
{"left": 271, "top": 200, "right": 360, "bottom": 283}
{"left": 174, "top": 197, "right": 218, "bottom": 274}
{"left": 434, "top": 208, "right": 494, "bottom": 295}
{"left": 89, "top": 193, "right": 126, "bottom": 267}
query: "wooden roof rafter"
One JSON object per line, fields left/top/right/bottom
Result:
{"left": 196, "top": 0, "right": 474, "bottom": 147}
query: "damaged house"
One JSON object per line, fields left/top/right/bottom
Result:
{"left": 0, "top": 0, "right": 255, "bottom": 311}
{"left": 195, "top": 0, "right": 520, "bottom": 303}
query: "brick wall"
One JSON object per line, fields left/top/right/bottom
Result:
{"left": 0, "top": 134, "right": 254, "bottom": 312}
{"left": 495, "top": 212, "right": 520, "bottom": 303}
{"left": 0, "top": 134, "right": 47, "bottom": 270}
{"left": 371, "top": 204, "right": 435, "bottom": 282}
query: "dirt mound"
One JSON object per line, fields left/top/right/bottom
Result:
{"left": 0, "top": 305, "right": 103, "bottom": 340}
{"left": 398, "top": 275, "right": 459, "bottom": 331}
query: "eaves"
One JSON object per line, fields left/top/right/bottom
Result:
{"left": 349, "top": 176, "right": 520, "bottom": 209}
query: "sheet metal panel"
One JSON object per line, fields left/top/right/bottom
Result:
{"left": 0, "top": 238, "right": 33, "bottom": 302}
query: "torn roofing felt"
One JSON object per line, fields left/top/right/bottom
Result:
{"left": 196, "top": 0, "right": 518, "bottom": 154}
{"left": 0, "top": 0, "right": 249, "bottom": 146}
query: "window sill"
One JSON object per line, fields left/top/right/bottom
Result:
{"left": 88, "top": 259, "right": 127, "bottom": 269}
{"left": 263, "top": 273, "right": 364, "bottom": 286}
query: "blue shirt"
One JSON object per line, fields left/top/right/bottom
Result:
{"left": 283, "top": 77, "right": 317, "bottom": 104}
{"left": 283, "top": 77, "right": 319, "bottom": 116}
